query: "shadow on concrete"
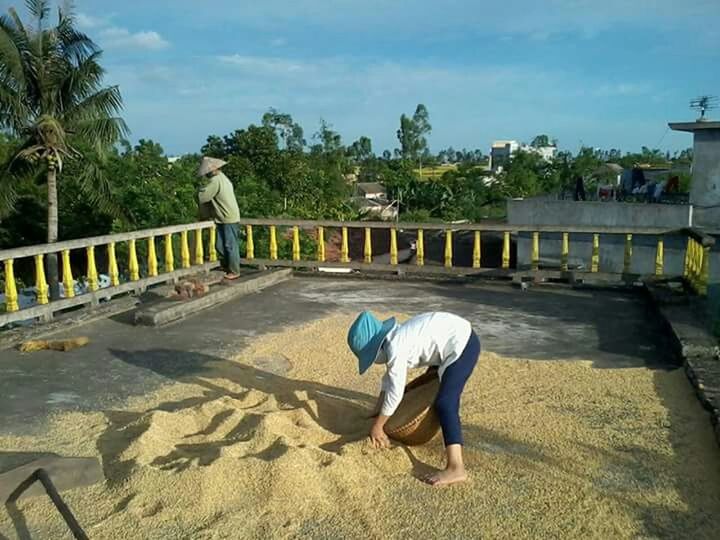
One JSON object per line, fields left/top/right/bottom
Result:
{"left": 432, "top": 284, "right": 679, "bottom": 369}
{"left": 99, "top": 348, "right": 375, "bottom": 483}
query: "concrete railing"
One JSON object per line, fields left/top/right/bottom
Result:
{"left": 1, "top": 219, "right": 714, "bottom": 326}
{"left": 1, "top": 221, "right": 218, "bottom": 325}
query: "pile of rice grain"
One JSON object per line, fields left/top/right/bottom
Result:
{"left": 1, "top": 312, "right": 719, "bottom": 539}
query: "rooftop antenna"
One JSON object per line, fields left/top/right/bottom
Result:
{"left": 690, "top": 95, "right": 718, "bottom": 122}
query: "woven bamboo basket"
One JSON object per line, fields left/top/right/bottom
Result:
{"left": 385, "top": 371, "right": 441, "bottom": 446}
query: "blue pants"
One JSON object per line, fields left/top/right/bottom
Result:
{"left": 435, "top": 331, "right": 480, "bottom": 446}
{"left": 215, "top": 223, "right": 241, "bottom": 275}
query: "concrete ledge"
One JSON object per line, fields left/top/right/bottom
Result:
{"left": 134, "top": 269, "right": 292, "bottom": 326}
{"left": 647, "top": 284, "right": 720, "bottom": 447}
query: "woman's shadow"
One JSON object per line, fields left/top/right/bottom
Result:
{"left": 102, "top": 348, "right": 393, "bottom": 480}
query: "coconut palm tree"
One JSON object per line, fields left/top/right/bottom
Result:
{"left": 0, "top": 0, "right": 127, "bottom": 298}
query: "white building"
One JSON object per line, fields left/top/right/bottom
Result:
{"left": 490, "top": 140, "right": 557, "bottom": 171}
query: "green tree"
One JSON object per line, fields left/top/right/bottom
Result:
{"left": 347, "top": 136, "right": 373, "bottom": 163}
{"left": 396, "top": 104, "right": 432, "bottom": 165}
{"left": 530, "top": 134, "right": 551, "bottom": 148}
{"left": 0, "top": 1, "right": 127, "bottom": 298}
{"left": 262, "top": 108, "right": 305, "bottom": 152}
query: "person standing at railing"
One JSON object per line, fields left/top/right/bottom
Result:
{"left": 197, "top": 157, "right": 241, "bottom": 280}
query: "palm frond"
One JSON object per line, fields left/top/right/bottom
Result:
{"left": 64, "top": 86, "right": 123, "bottom": 124}
{"left": 0, "top": 19, "right": 27, "bottom": 90}
{"left": 75, "top": 117, "right": 129, "bottom": 150}
{"left": 25, "top": 0, "right": 51, "bottom": 24}
{"left": 75, "top": 158, "right": 121, "bottom": 217}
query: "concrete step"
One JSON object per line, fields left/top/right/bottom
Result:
{"left": 134, "top": 269, "right": 292, "bottom": 327}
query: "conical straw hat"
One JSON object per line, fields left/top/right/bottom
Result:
{"left": 198, "top": 156, "right": 227, "bottom": 177}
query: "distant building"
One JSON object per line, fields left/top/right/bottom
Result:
{"left": 355, "top": 182, "right": 387, "bottom": 200}
{"left": 490, "top": 140, "right": 557, "bottom": 171}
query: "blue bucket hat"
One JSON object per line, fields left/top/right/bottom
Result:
{"left": 347, "top": 311, "right": 396, "bottom": 375}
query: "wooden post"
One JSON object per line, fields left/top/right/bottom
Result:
{"left": 699, "top": 245, "right": 710, "bottom": 296}
{"left": 246, "top": 225, "right": 255, "bottom": 260}
{"left": 128, "top": 240, "right": 140, "bottom": 281}
{"left": 86, "top": 246, "right": 99, "bottom": 291}
{"left": 591, "top": 234, "right": 600, "bottom": 273}
{"left": 209, "top": 226, "right": 218, "bottom": 262}
{"left": 655, "top": 237, "right": 664, "bottom": 276}
{"left": 341, "top": 227, "right": 350, "bottom": 263}
{"left": 163, "top": 234, "right": 174, "bottom": 273}
{"left": 269, "top": 226, "right": 278, "bottom": 260}
{"left": 180, "top": 231, "right": 190, "bottom": 269}
{"left": 416, "top": 229, "right": 424, "bottom": 266}
{"left": 502, "top": 232, "right": 510, "bottom": 269}
{"left": 147, "top": 237, "right": 158, "bottom": 277}
{"left": 472, "top": 231, "right": 481, "bottom": 269}
{"left": 390, "top": 228, "right": 398, "bottom": 265}
{"left": 62, "top": 249, "right": 75, "bottom": 297}
{"left": 3, "top": 259, "right": 19, "bottom": 312}
{"left": 531, "top": 232, "right": 540, "bottom": 271}
{"left": 108, "top": 242, "right": 120, "bottom": 286}
{"left": 292, "top": 226, "right": 301, "bottom": 261}
{"left": 364, "top": 227, "right": 372, "bottom": 263}
{"left": 444, "top": 230, "right": 453, "bottom": 268}
{"left": 317, "top": 226, "right": 325, "bottom": 262}
{"left": 561, "top": 232, "right": 569, "bottom": 272}
{"left": 34, "top": 254, "right": 49, "bottom": 305}
{"left": 194, "top": 229, "right": 204, "bottom": 265}
{"left": 623, "top": 234, "right": 632, "bottom": 274}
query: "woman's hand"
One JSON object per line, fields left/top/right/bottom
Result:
{"left": 369, "top": 416, "right": 390, "bottom": 449}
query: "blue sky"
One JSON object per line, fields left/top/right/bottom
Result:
{"left": 9, "top": 0, "right": 720, "bottom": 155}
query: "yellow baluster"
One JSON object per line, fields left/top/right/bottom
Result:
{"left": 699, "top": 245, "right": 711, "bottom": 296}
{"left": 269, "top": 226, "right": 278, "bottom": 260}
{"left": 147, "top": 236, "right": 158, "bottom": 277}
{"left": 62, "top": 249, "right": 75, "bottom": 298}
{"left": 623, "top": 234, "right": 632, "bottom": 274}
{"left": 531, "top": 232, "right": 540, "bottom": 271}
{"left": 163, "top": 234, "right": 174, "bottom": 273}
{"left": 364, "top": 228, "right": 372, "bottom": 263}
{"left": 416, "top": 229, "right": 424, "bottom": 266}
{"left": 128, "top": 240, "right": 140, "bottom": 281}
{"left": 3, "top": 259, "right": 19, "bottom": 312}
{"left": 591, "top": 234, "right": 600, "bottom": 273}
{"left": 317, "top": 226, "right": 325, "bottom": 262}
{"left": 86, "top": 246, "right": 99, "bottom": 291}
{"left": 181, "top": 231, "right": 191, "bottom": 269}
{"left": 655, "top": 237, "right": 664, "bottom": 276}
{"left": 292, "top": 226, "right": 301, "bottom": 261}
{"left": 246, "top": 225, "right": 255, "bottom": 260}
{"left": 444, "top": 230, "right": 453, "bottom": 268}
{"left": 390, "top": 229, "right": 398, "bottom": 265}
{"left": 502, "top": 231, "right": 510, "bottom": 269}
{"left": 108, "top": 242, "right": 120, "bottom": 286}
{"left": 561, "top": 232, "right": 569, "bottom": 272}
{"left": 209, "top": 226, "right": 217, "bottom": 263}
{"left": 472, "top": 231, "right": 481, "bottom": 269}
{"left": 34, "top": 254, "right": 49, "bottom": 305}
{"left": 341, "top": 227, "right": 349, "bottom": 263}
{"left": 194, "top": 229, "right": 204, "bottom": 265}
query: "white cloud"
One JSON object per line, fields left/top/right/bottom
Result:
{"left": 100, "top": 27, "right": 170, "bottom": 50}
{"left": 76, "top": 13, "right": 107, "bottom": 29}
{"left": 217, "top": 54, "right": 310, "bottom": 75}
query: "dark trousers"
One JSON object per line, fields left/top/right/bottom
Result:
{"left": 435, "top": 331, "right": 481, "bottom": 446}
{"left": 215, "top": 223, "right": 241, "bottom": 274}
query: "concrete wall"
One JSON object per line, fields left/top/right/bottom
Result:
{"left": 507, "top": 198, "right": 693, "bottom": 228}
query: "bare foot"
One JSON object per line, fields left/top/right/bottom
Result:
{"left": 224, "top": 273, "right": 240, "bottom": 280}
{"left": 424, "top": 466, "right": 467, "bottom": 487}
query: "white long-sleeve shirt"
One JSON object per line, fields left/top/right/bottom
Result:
{"left": 379, "top": 312, "right": 473, "bottom": 417}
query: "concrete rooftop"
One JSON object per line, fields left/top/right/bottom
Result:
{"left": 0, "top": 278, "right": 677, "bottom": 436}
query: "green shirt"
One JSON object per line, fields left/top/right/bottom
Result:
{"left": 197, "top": 172, "right": 241, "bottom": 224}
